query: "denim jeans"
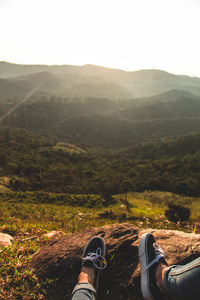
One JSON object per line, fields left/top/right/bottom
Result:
{"left": 71, "top": 283, "right": 96, "bottom": 300}
{"left": 163, "top": 257, "right": 200, "bottom": 300}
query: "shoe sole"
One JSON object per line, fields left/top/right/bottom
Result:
{"left": 139, "top": 233, "right": 155, "bottom": 300}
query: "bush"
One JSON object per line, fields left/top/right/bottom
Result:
{"left": 98, "top": 209, "right": 117, "bottom": 219}
{"left": 165, "top": 203, "right": 191, "bottom": 223}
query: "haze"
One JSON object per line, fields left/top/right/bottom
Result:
{"left": 0, "top": 0, "right": 200, "bottom": 76}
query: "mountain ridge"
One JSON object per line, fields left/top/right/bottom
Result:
{"left": 1, "top": 62, "right": 200, "bottom": 99}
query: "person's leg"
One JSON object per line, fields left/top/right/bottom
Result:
{"left": 72, "top": 285, "right": 95, "bottom": 300}
{"left": 71, "top": 266, "right": 96, "bottom": 300}
{"left": 163, "top": 257, "right": 200, "bottom": 300}
{"left": 71, "top": 236, "right": 107, "bottom": 300}
{"left": 139, "top": 232, "right": 200, "bottom": 300}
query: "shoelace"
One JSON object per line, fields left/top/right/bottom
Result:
{"left": 82, "top": 247, "right": 107, "bottom": 270}
{"left": 146, "top": 243, "right": 166, "bottom": 270}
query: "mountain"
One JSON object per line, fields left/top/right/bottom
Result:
{"left": 1, "top": 62, "right": 200, "bottom": 100}
{"left": 0, "top": 70, "right": 130, "bottom": 100}
{"left": 120, "top": 90, "right": 200, "bottom": 120}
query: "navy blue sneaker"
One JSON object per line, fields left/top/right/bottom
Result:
{"left": 139, "top": 233, "right": 167, "bottom": 300}
{"left": 82, "top": 236, "right": 107, "bottom": 291}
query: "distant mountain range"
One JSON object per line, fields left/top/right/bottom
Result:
{"left": 1, "top": 87, "right": 200, "bottom": 148}
{"left": 1, "top": 62, "right": 200, "bottom": 100}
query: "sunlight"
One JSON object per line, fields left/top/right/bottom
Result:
{"left": 0, "top": 0, "right": 200, "bottom": 75}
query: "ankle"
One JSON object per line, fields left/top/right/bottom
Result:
{"left": 78, "top": 266, "right": 95, "bottom": 286}
{"left": 156, "top": 262, "right": 168, "bottom": 293}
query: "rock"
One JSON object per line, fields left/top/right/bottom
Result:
{"left": 138, "top": 228, "right": 200, "bottom": 265}
{"left": 31, "top": 223, "right": 138, "bottom": 299}
{"left": 43, "top": 231, "right": 64, "bottom": 240}
{"left": 31, "top": 224, "right": 200, "bottom": 300}
{"left": 0, "top": 233, "right": 13, "bottom": 247}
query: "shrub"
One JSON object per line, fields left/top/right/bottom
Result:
{"left": 165, "top": 203, "right": 191, "bottom": 223}
{"left": 98, "top": 209, "right": 117, "bottom": 219}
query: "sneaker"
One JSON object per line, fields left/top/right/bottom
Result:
{"left": 82, "top": 236, "right": 107, "bottom": 291}
{"left": 139, "top": 233, "right": 167, "bottom": 300}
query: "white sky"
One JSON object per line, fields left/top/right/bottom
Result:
{"left": 0, "top": 0, "right": 200, "bottom": 76}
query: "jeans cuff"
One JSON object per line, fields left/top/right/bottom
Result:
{"left": 163, "top": 265, "right": 178, "bottom": 298}
{"left": 72, "top": 282, "right": 96, "bottom": 296}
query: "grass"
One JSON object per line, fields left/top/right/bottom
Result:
{"left": 1, "top": 190, "right": 200, "bottom": 299}
{"left": 0, "top": 238, "right": 47, "bottom": 299}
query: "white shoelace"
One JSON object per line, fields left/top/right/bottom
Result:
{"left": 146, "top": 243, "right": 166, "bottom": 270}
{"left": 82, "top": 247, "right": 107, "bottom": 270}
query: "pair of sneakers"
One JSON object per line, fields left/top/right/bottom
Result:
{"left": 82, "top": 233, "right": 167, "bottom": 300}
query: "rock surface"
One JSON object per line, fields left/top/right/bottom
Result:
{"left": 0, "top": 233, "right": 13, "bottom": 247}
{"left": 43, "top": 230, "right": 64, "bottom": 239}
{"left": 31, "top": 223, "right": 138, "bottom": 299}
{"left": 31, "top": 224, "right": 200, "bottom": 300}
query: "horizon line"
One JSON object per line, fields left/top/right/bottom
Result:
{"left": 0, "top": 60, "right": 199, "bottom": 79}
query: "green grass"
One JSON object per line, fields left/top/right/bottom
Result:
{"left": 0, "top": 238, "right": 47, "bottom": 299}
{"left": 1, "top": 190, "right": 200, "bottom": 299}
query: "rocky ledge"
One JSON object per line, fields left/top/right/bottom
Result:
{"left": 31, "top": 223, "right": 200, "bottom": 300}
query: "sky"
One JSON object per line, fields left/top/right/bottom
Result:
{"left": 0, "top": 0, "right": 200, "bottom": 76}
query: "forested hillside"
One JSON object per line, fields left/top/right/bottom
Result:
{"left": 0, "top": 127, "right": 200, "bottom": 197}
{"left": 1, "top": 92, "right": 200, "bottom": 148}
